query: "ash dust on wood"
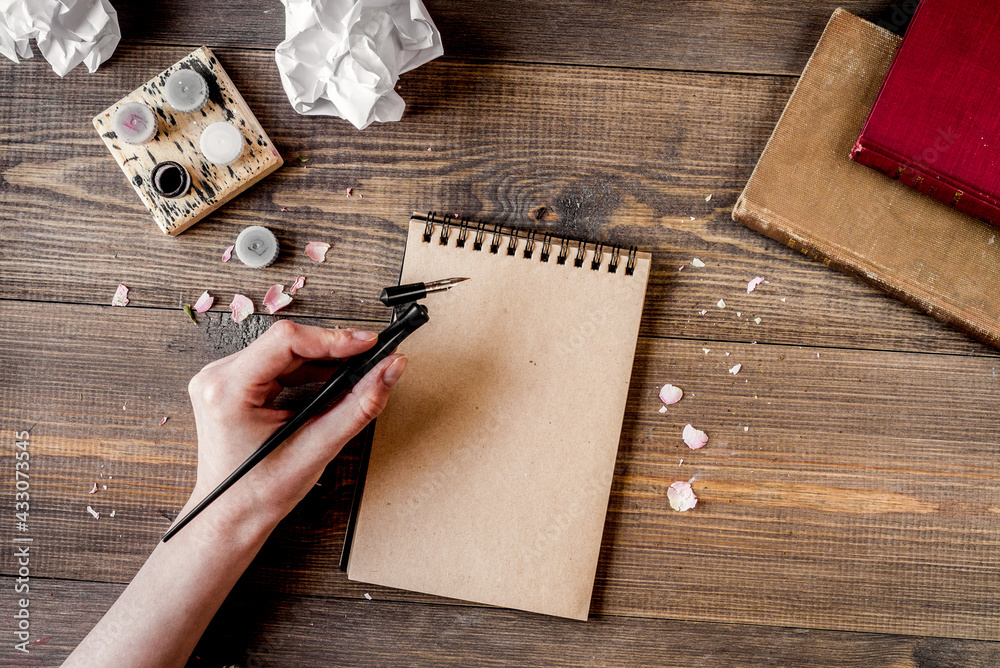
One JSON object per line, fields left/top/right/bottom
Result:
{"left": 203, "top": 311, "right": 275, "bottom": 355}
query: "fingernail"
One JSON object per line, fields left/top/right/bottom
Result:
{"left": 352, "top": 330, "right": 378, "bottom": 341}
{"left": 382, "top": 356, "right": 408, "bottom": 388}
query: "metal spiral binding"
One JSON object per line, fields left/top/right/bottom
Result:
{"left": 415, "top": 212, "right": 640, "bottom": 276}
{"left": 524, "top": 230, "right": 536, "bottom": 259}
{"left": 556, "top": 236, "right": 570, "bottom": 265}
{"left": 507, "top": 229, "right": 519, "bottom": 256}
{"left": 489, "top": 224, "right": 503, "bottom": 254}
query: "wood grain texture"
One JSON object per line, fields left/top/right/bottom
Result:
{"left": 108, "top": 0, "right": 896, "bottom": 76}
{"left": 1, "top": 45, "right": 994, "bottom": 357}
{"left": 6, "top": 577, "right": 1000, "bottom": 668}
{"left": 2, "top": 301, "right": 998, "bottom": 640}
{"left": 93, "top": 46, "right": 283, "bottom": 235}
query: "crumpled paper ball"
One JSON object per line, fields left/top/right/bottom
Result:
{"left": 0, "top": 0, "right": 119, "bottom": 76}
{"left": 275, "top": 0, "right": 443, "bottom": 129}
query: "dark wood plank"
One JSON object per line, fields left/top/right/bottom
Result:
{"left": 7, "top": 577, "right": 1000, "bottom": 667}
{"left": 109, "top": 0, "right": 897, "bottom": 76}
{"left": 1, "top": 45, "right": 993, "bottom": 357}
{"left": 3, "top": 301, "right": 999, "bottom": 640}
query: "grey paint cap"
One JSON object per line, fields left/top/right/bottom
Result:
{"left": 235, "top": 226, "right": 279, "bottom": 268}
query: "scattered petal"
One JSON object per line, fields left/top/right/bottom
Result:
{"left": 659, "top": 383, "right": 683, "bottom": 405}
{"left": 658, "top": 406, "right": 668, "bottom": 414}
{"left": 111, "top": 284, "right": 130, "bottom": 307}
{"left": 691, "top": 258, "right": 706, "bottom": 268}
{"left": 86, "top": 506, "right": 100, "bottom": 519}
{"left": 678, "top": 265, "right": 685, "bottom": 272}
{"left": 122, "top": 401, "right": 128, "bottom": 411}
{"left": 183, "top": 304, "right": 197, "bottom": 324}
{"left": 705, "top": 194, "right": 713, "bottom": 202}
{"left": 990, "top": 235, "right": 996, "bottom": 244}
{"left": 678, "top": 459, "right": 683, "bottom": 466}
{"left": 263, "top": 284, "right": 293, "bottom": 314}
{"left": 754, "top": 317, "right": 762, "bottom": 324}
{"left": 667, "top": 481, "right": 698, "bottom": 511}
{"left": 717, "top": 299, "right": 726, "bottom": 308}
{"left": 699, "top": 309, "right": 707, "bottom": 315}
{"left": 682, "top": 424, "right": 708, "bottom": 450}
{"left": 729, "top": 363, "right": 742, "bottom": 375}
{"left": 222, "top": 245, "right": 234, "bottom": 262}
{"left": 305, "top": 241, "right": 331, "bottom": 262}
{"left": 110, "top": 510, "right": 116, "bottom": 518}
{"left": 426, "top": 147, "right": 432, "bottom": 151}
{"left": 744, "top": 426, "right": 749, "bottom": 431}
{"left": 724, "top": 352, "right": 731, "bottom": 357}
{"left": 736, "top": 311, "right": 742, "bottom": 317}
{"left": 194, "top": 291, "right": 215, "bottom": 313}
{"left": 229, "top": 294, "right": 254, "bottom": 323}
{"left": 689, "top": 216, "right": 695, "bottom": 221}
{"left": 88, "top": 483, "right": 97, "bottom": 494}
{"left": 159, "top": 416, "right": 169, "bottom": 426}
{"left": 747, "top": 276, "right": 765, "bottom": 293}
{"left": 288, "top": 275, "right": 306, "bottom": 296}
{"left": 364, "top": 593, "right": 373, "bottom": 600}
{"left": 702, "top": 348, "right": 711, "bottom": 354}
{"left": 781, "top": 297, "right": 786, "bottom": 302}
{"left": 346, "top": 187, "right": 353, "bottom": 197}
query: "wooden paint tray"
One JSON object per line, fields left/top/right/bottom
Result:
{"left": 93, "top": 46, "right": 283, "bottom": 235}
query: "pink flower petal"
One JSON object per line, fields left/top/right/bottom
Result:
{"left": 288, "top": 275, "right": 306, "bottom": 296}
{"left": 263, "top": 284, "right": 293, "bottom": 314}
{"left": 659, "top": 383, "right": 683, "bottom": 405}
{"left": 159, "top": 416, "right": 169, "bottom": 426}
{"left": 729, "top": 363, "right": 742, "bottom": 375}
{"left": 111, "top": 284, "right": 129, "bottom": 307}
{"left": 667, "top": 481, "right": 698, "bottom": 511}
{"left": 305, "top": 242, "right": 331, "bottom": 262}
{"left": 88, "top": 483, "right": 97, "bottom": 494}
{"left": 86, "top": 505, "right": 100, "bottom": 519}
{"left": 222, "top": 245, "right": 234, "bottom": 262}
{"left": 194, "top": 291, "right": 214, "bottom": 313}
{"left": 346, "top": 187, "right": 353, "bottom": 198}
{"left": 658, "top": 406, "right": 668, "bottom": 414}
{"left": 229, "top": 294, "right": 254, "bottom": 323}
{"left": 682, "top": 424, "right": 708, "bottom": 450}
{"left": 747, "top": 276, "right": 765, "bottom": 293}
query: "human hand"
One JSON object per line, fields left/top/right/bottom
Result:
{"left": 183, "top": 320, "right": 407, "bottom": 538}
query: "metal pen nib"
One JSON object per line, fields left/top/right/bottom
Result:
{"left": 423, "top": 277, "right": 470, "bottom": 294}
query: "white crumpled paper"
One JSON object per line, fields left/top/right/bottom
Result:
{"left": 0, "top": 0, "right": 119, "bottom": 76}
{"left": 275, "top": 0, "right": 443, "bottom": 129}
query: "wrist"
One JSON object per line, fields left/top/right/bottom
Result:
{"left": 180, "top": 483, "right": 283, "bottom": 551}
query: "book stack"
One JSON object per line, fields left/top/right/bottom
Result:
{"left": 732, "top": 6, "right": 1000, "bottom": 349}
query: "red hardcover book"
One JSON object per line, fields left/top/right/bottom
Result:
{"left": 850, "top": 0, "right": 1000, "bottom": 226}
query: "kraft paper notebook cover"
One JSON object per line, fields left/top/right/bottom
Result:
{"left": 345, "top": 213, "right": 651, "bottom": 620}
{"left": 851, "top": 0, "right": 1000, "bottom": 226}
{"left": 732, "top": 9, "right": 1000, "bottom": 350}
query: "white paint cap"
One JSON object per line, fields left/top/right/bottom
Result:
{"left": 235, "top": 226, "right": 279, "bottom": 268}
{"left": 200, "top": 121, "right": 244, "bottom": 166}
{"left": 164, "top": 69, "right": 209, "bottom": 113}
{"left": 112, "top": 102, "right": 157, "bottom": 145}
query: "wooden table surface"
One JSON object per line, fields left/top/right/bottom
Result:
{"left": 3, "top": 1, "right": 1000, "bottom": 665}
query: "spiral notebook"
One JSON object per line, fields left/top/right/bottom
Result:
{"left": 343, "top": 212, "right": 651, "bottom": 620}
